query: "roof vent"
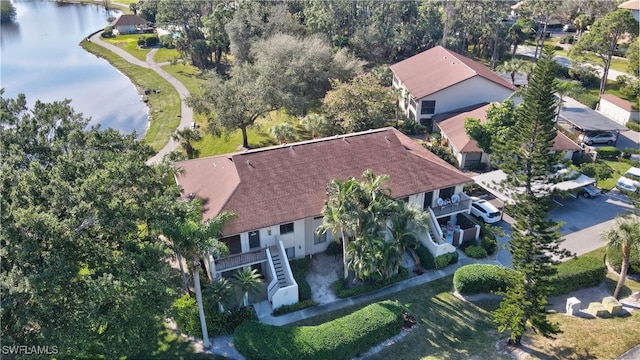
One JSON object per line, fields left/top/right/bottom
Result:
{"left": 444, "top": 56, "right": 448, "bottom": 59}
{"left": 289, "top": 145, "right": 294, "bottom": 151}
{"left": 246, "top": 160, "right": 254, "bottom": 168}
{"left": 343, "top": 137, "right": 350, "bottom": 144}
{"left": 384, "top": 136, "right": 391, "bottom": 144}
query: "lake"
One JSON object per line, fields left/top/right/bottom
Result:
{"left": 1, "top": 0, "right": 148, "bottom": 136}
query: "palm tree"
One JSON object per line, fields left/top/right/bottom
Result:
{"left": 232, "top": 267, "right": 263, "bottom": 307}
{"left": 388, "top": 201, "right": 431, "bottom": 269}
{"left": 269, "top": 123, "right": 295, "bottom": 144}
{"left": 157, "top": 199, "right": 236, "bottom": 349}
{"left": 554, "top": 79, "right": 581, "bottom": 120}
{"left": 172, "top": 128, "right": 202, "bottom": 159}
{"left": 317, "top": 177, "right": 360, "bottom": 280}
{"left": 497, "top": 59, "right": 529, "bottom": 85}
{"left": 301, "top": 114, "right": 327, "bottom": 139}
{"left": 602, "top": 213, "right": 640, "bottom": 299}
{"left": 573, "top": 14, "right": 590, "bottom": 39}
{"left": 204, "top": 277, "right": 233, "bottom": 313}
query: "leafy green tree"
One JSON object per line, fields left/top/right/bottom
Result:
{"left": 232, "top": 268, "right": 263, "bottom": 307}
{"left": 570, "top": 9, "right": 639, "bottom": 95}
{"left": 251, "top": 33, "right": 363, "bottom": 115}
{"left": 554, "top": 79, "right": 582, "bottom": 119}
{"left": 491, "top": 48, "right": 571, "bottom": 344}
{"left": 0, "top": 93, "right": 181, "bottom": 358}
{"left": 225, "top": 1, "right": 266, "bottom": 65}
{"left": 572, "top": 14, "right": 591, "bottom": 39}
{"left": 520, "top": 0, "right": 560, "bottom": 61}
{"left": 189, "top": 64, "right": 272, "bottom": 149}
{"left": 509, "top": 19, "right": 533, "bottom": 57}
{"left": 156, "top": 199, "right": 236, "bottom": 349}
{"left": 172, "top": 127, "right": 202, "bottom": 159}
{"left": 464, "top": 99, "right": 517, "bottom": 155}
{"left": 627, "top": 37, "right": 639, "bottom": 78}
{"left": 203, "top": 0, "right": 234, "bottom": 65}
{"left": 602, "top": 213, "right": 640, "bottom": 299}
{"left": 269, "top": 122, "right": 295, "bottom": 144}
{"left": 0, "top": 1, "right": 16, "bottom": 24}
{"left": 322, "top": 74, "right": 396, "bottom": 134}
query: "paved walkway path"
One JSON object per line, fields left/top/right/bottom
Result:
{"left": 88, "top": 32, "right": 193, "bottom": 164}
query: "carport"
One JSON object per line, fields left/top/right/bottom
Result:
{"left": 559, "top": 97, "right": 628, "bottom": 144}
{"left": 472, "top": 169, "right": 596, "bottom": 204}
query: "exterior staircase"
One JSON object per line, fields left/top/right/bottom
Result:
{"left": 270, "top": 249, "right": 290, "bottom": 288}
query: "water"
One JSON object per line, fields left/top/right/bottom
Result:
{"left": 1, "top": 0, "right": 148, "bottom": 136}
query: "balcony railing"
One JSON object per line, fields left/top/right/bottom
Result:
{"left": 430, "top": 193, "right": 471, "bottom": 218}
{"left": 215, "top": 248, "right": 267, "bottom": 272}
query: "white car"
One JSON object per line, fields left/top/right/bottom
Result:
{"left": 470, "top": 197, "right": 502, "bottom": 223}
{"left": 616, "top": 167, "right": 640, "bottom": 192}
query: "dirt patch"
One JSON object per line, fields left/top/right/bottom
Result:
{"left": 306, "top": 253, "right": 341, "bottom": 304}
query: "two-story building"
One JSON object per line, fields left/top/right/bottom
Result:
{"left": 390, "top": 46, "right": 518, "bottom": 132}
{"left": 174, "top": 128, "right": 473, "bottom": 308}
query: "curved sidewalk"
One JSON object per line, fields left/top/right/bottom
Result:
{"left": 88, "top": 32, "right": 193, "bottom": 164}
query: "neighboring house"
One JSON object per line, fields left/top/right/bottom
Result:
{"left": 390, "top": 46, "right": 517, "bottom": 132}
{"left": 598, "top": 94, "right": 639, "bottom": 126}
{"left": 619, "top": 0, "right": 640, "bottom": 22}
{"left": 434, "top": 103, "right": 582, "bottom": 169}
{"left": 110, "top": 14, "right": 149, "bottom": 35}
{"left": 174, "top": 128, "right": 473, "bottom": 308}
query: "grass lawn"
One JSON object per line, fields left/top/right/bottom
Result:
{"left": 598, "top": 160, "right": 632, "bottom": 190}
{"left": 155, "top": 48, "right": 183, "bottom": 64}
{"left": 102, "top": 34, "right": 152, "bottom": 62}
{"left": 192, "top": 110, "right": 308, "bottom": 157}
{"left": 81, "top": 39, "right": 180, "bottom": 151}
{"left": 290, "top": 247, "right": 640, "bottom": 359}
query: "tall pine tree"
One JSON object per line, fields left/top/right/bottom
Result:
{"left": 491, "top": 47, "right": 571, "bottom": 344}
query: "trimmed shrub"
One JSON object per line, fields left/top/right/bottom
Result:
{"left": 145, "top": 35, "right": 159, "bottom": 47}
{"left": 596, "top": 147, "right": 621, "bottom": 159}
{"left": 334, "top": 267, "right": 409, "bottom": 298}
{"left": 548, "top": 254, "right": 607, "bottom": 296}
{"left": 465, "top": 245, "right": 488, "bottom": 259}
{"left": 580, "top": 162, "right": 614, "bottom": 181}
{"left": 449, "top": 250, "right": 459, "bottom": 264}
{"left": 273, "top": 300, "right": 317, "bottom": 316}
{"left": 434, "top": 253, "right": 452, "bottom": 269}
{"left": 325, "top": 241, "right": 342, "bottom": 256}
{"left": 208, "top": 307, "right": 256, "bottom": 336}
{"left": 625, "top": 120, "right": 640, "bottom": 132}
{"left": 290, "top": 258, "right": 312, "bottom": 301}
{"left": 606, "top": 246, "right": 640, "bottom": 275}
{"left": 234, "top": 300, "right": 404, "bottom": 360}
{"left": 137, "top": 36, "right": 146, "bottom": 47}
{"left": 453, "top": 264, "right": 514, "bottom": 295}
{"left": 416, "top": 243, "right": 435, "bottom": 269}
{"left": 559, "top": 35, "right": 574, "bottom": 44}
{"left": 480, "top": 224, "right": 498, "bottom": 255}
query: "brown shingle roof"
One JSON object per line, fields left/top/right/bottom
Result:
{"left": 390, "top": 46, "right": 517, "bottom": 100}
{"left": 175, "top": 128, "right": 472, "bottom": 236}
{"left": 601, "top": 94, "right": 637, "bottom": 112}
{"left": 435, "top": 103, "right": 491, "bottom": 153}
{"left": 111, "top": 14, "right": 148, "bottom": 27}
{"left": 435, "top": 104, "right": 581, "bottom": 154}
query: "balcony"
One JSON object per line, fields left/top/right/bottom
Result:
{"left": 430, "top": 192, "right": 471, "bottom": 218}
{"left": 214, "top": 248, "right": 267, "bottom": 272}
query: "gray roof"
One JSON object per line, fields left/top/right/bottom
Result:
{"left": 560, "top": 97, "right": 628, "bottom": 132}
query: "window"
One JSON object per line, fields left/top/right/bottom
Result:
{"left": 421, "top": 100, "right": 436, "bottom": 115}
{"left": 248, "top": 231, "right": 260, "bottom": 249}
{"left": 314, "top": 232, "right": 327, "bottom": 244}
{"left": 285, "top": 246, "right": 295, "bottom": 259}
{"left": 439, "top": 186, "right": 455, "bottom": 200}
{"left": 423, "top": 191, "right": 434, "bottom": 210}
{"left": 280, "top": 222, "right": 294, "bottom": 234}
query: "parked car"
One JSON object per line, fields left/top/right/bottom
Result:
{"left": 470, "top": 197, "right": 502, "bottom": 223}
{"left": 578, "top": 131, "right": 617, "bottom": 146}
{"left": 578, "top": 184, "right": 601, "bottom": 198}
{"left": 563, "top": 24, "right": 576, "bottom": 32}
{"left": 616, "top": 167, "right": 640, "bottom": 192}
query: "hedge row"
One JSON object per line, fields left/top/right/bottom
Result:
{"left": 453, "top": 264, "right": 514, "bottom": 295}
{"left": 548, "top": 254, "right": 607, "bottom": 296}
{"left": 416, "top": 244, "right": 435, "bottom": 269}
{"left": 234, "top": 300, "right": 404, "bottom": 360}
{"left": 334, "top": 267, "right": 409, "bottom": 298}
{"left": 289, "top": 258, "right": 312, "bottom": 301}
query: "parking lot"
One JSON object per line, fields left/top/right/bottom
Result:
{"left": 488, "top": 189, "right": 635, "bottom": 267}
